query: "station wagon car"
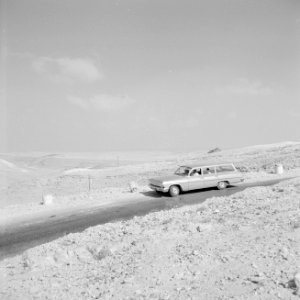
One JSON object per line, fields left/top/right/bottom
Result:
{"left": 149, "top": 163, "right": 244, "bottom": 197}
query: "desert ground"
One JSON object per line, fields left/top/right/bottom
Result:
{"left": 0, "top": 142, "right": 300, "bottom": 299}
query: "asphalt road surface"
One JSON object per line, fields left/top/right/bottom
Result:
{"left": 0, "top": 178, "right": 291, "bottom": 260}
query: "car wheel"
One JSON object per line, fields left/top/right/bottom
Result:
{"left": 217, "top": 181, "right": 228, "bottom": 190}
{"left": 169, "top": 185, "right": 180, "bottom": 197}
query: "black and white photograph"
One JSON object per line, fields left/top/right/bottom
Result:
{"left": 0, "top": 0, "right": 300, "bottom": 299}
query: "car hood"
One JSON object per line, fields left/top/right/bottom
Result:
{"left": 149, "top": 175, "right": 182, "bottom": 184}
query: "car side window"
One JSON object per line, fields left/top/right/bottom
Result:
{"left": 190, "top": 168, "right": 202, "bottom": 176}
{"left": 216, "top": 165, "right": 235, "bottom": 173}
{"left": 203, "top": 167, "right": 215, "bottom": 175}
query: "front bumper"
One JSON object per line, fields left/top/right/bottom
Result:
{"left": 149, "top": 184, "right": 168, "bottom": 192}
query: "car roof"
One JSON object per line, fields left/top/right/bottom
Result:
{"left": 180, "top": 162, "right": 234, "bottom": 169}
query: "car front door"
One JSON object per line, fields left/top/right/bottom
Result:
{"left": 188, "top": 168, "right": 203, "bottom": 191}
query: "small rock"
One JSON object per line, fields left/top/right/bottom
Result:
{"left": 196, "top": 206, "right": 206, "bottom": 214}
{"left": 87, "top": 283, "right": 100, "bottom": 297}
{"left": 280, "top": 247, "right": 289, "bottom": 260}
{"left": 75, "top": 246, "right": 93, "bottom": 262}
{"left": 87, "top": 245, "right": 112, "bottom": 260}
{"left": 291, "top": 220, "right": 300, "bottom": 230}
{"left": 21, "top": 252, "right": 33, "bottom": 270}
{"left": 287, "top": 279, "right": 297, "bottom": 289}
{"left": 294, "top": 272, "right": 300, "bottom": 295}
{"left": 196, "top": 223, "right": 212, "bottom": 232}
{"left": 54, "top": 250, "right": 70, "bottom": 265}
{"left": 129, "top": 181, "right": 138, "bottom": 193}
{"left": 226, "top": 276, "right": 234, "bottom": 281}
{"left": 208, "top": 147, "right": 221, "bottom": 154}
{"left": 248, "top": 273, "right": 265, "bottom": 285}
{"left": 220, "top": 256, "right": 229, "bottom": 263}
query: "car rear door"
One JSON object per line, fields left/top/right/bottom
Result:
{"left": 216, "top": 164, "right": 235, "bottom": 183}
{"left": 202, "top": 166, "right": 218, "bottom": 188}
{"left": 188, "top": 168, "right": 203, "bottom": 191}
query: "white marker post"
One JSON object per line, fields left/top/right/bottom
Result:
{"left": 275, "top": 164, "right": 284, "bottom": 175}
{"left": 88, "top": 175, "right": 92, "bottom": 192}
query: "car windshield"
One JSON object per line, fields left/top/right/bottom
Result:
{"left": 175, "top": 166, "right": 191, "bottom": 176}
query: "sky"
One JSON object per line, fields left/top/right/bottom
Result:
{"left": 0, "top": 0, "right": 299, "bottom": 152}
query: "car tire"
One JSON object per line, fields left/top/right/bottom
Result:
{"left": 169, "top": 185, "right": 180, "bottom": 197}
{"left": 217, "top": 181, "right": 228, "bottom": 190}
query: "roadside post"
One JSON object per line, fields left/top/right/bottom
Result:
{"left": 275, "top": 164, "right": 284, "bottom": 175}
{"left": 88, "top": 175, "right": 92, "bottom": 192}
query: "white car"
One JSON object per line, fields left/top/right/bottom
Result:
{"left": 149, "top": 162, "right": 244, "bottom": 197}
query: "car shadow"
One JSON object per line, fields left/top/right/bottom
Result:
{"left": 181, "top": 185, "right": 236, "bottom": 195}
{"left": 140, "top": 191, "right": 164, "bottom": 198}
{"left": 140, "top": 185, "right": 236, "bottom": 198}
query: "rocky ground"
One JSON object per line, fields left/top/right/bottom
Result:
{"left": 0, "top": 177, "right": 300, "bottom": 299}
{"left": 0, "top": 142, "right": 300, "bottom": 299}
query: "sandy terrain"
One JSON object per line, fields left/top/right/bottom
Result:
{"left": 0, "top": 142, "right": 300, "bottom": 299}
{"left": 1, "top": 142, "right": 300, "bottom": 222}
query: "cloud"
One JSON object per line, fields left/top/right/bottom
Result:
{"left": 9, "top": 51, "right": 35, "bottom": 59}
{"left": 90, "top": 94, "right": 134, "bottom": 111}
{"left": 183, "top": 117, "right": 200, "bottom": 128}
{"left": 288, "top": 110, "right": 300, "bottom": 118}
{"left": 67, "top": 94, "right": 135, "bottom": 112}
{"left": 216, "top": 78, "right": 273, "bottom": 96}
{"left": 227, "top": 111, "right": 237, "bottom": 119}
{"left": 67, "top": 95, "right": 90, "bottom": 110}
{"left": 32, "top": 57, "right": 103, "bottom": 83}
{"left": 194, "top": 108, "right": 204, "bottom": 116}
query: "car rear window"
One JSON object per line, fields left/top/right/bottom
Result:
{"left": 216, "top": 165, "right": 235, "bottom": 173}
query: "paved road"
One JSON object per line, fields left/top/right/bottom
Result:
{"left": 0, "top": 178, "right": 290, "bottom": 260}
